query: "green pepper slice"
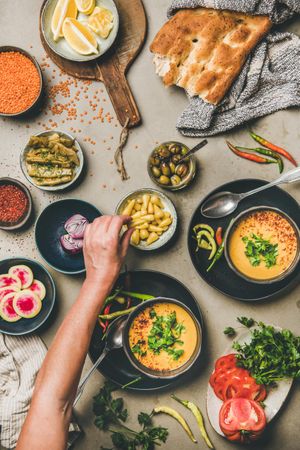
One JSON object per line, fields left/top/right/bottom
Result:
{"left": 193, "top": 223, "right": 215, "bottom": 237}
{"left": 196, "top": 230, "right": 217, "bottom": 260}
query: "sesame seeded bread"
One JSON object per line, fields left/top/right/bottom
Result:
{"left": 150, "top": 8, "right": 272, "bottom": 105}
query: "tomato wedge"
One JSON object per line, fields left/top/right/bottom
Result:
{"left": 215, "top": 354, "right": 237, "bottom": 372}
{"left": 222, "top": 378, "right": 267, "bottom": 402}
{"left": 219, "top": 398, "right": 266, "bottom": 443}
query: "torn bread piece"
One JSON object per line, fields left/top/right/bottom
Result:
{"left": 150, "top": 8, "right": 272, "bottom": 105}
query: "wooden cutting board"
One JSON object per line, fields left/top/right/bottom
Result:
{"left": 39, "top": 0, "right": 147, "bottom": 127}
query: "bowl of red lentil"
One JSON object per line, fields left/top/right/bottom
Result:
{"left": 0, "top": 46, "right": 43, "bottom": 117}
{"left": 0, "top": 178, "right": 33, "bottom": 230}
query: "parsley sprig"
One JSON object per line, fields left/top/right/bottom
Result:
{"left": 147, "top": 310, "right": 185, "bottom": 361}
{"left": 242, "top": 234, "right": 278, "bottom": 268}
{"left": 93, "top": 381, "right": 168, "bottom": 449}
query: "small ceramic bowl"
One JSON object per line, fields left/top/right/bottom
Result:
{"left": 148, "top": 141, "right": 197, "bottom": 191}
{"left": 115, "top": 188, "right": 178, "bottom": 251}
{"left": 224, "top": 206, "right": 300, "bottom": 284}
{"left": 123, "top": 297, "right": 202, "bottom": 379}
{"left": 20, "top": 130, "right": 84, "bottom": 192}
{"left": 35, "top": 199, "right": 101, "bottom": 274}
{"left": 0, "top": 46, "right": 43, "bottom": 117}
{"left": 41, "top": 0, "right": 119, "bottom": 62}
{"left": 0, "top": 257, "right": 56, "bottom": 336}
{"left": 0, "top": 178, "right": 33, "bottom": 231}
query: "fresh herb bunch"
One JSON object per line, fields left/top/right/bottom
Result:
{"left": 233, "top": 322, "right": 300, "bottom": 385}
{"left": 242, "top": 234, "right": 278, "bottom": 268}
{"left": 147, "top": 309, "right": 185, "bottom": 361}
{"left": 93, "top": 381, "right": 168, "bottom": 450}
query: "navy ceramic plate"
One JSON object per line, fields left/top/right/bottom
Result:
{"left": 0, "top": 257, "right": 56, "bottom": 335}
{"left": 89, "top": 270, "right": 204, "bottom": 391}
{"left": 188, "top": 179, "right": 300, "bottom": 301}
{"left": 35, "top": 199, "right": 101, "bottom": 274}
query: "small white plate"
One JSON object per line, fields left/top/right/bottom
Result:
{"left": 115, "top": 188, "right": 178, "bottom": 251}
{"left": 41, "top": 0, "right": 119, "bottom": 62}
{"left": 20, "top": 130, "right": 84, "bottom": 192}
{"left": 206, "top": 325, "right": 293, "bottom": 437}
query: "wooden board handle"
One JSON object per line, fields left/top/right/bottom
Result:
{"left": 98, "top": 60, "right": 141, "bottom": 128}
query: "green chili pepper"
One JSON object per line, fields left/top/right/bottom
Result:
{"left": 120, "top": 290, "right": 154, "bottom": 301}
{"left": 193, "top": 223, "right": 215, "bottom": 237}
{"left": 153, "top": 406, "right": 197, "bottom": 443}
{"left": 237, "top": 146, "right": 284, "bottom": 173}
{"left": 99, "top": 306, "right": 137, "bottom": 320}
{"left": 172, "top": 395, "right": 214, "bottom": 449}
{"left": 198, "top": 239, "right": 212, "bottom": 250}
{"left": 249, "top": 131, "right": 297, "bottom": 166}
{"left": 206, "top": 240, "right": 224, "bottom": 272}
{"left": 196, "top": 230, "right": 217, "bottom": 260}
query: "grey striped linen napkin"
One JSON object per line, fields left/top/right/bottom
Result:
{"left": 0, "top": 334, "right": 81, "bottom": 449}
{"left": 165, "top": 0, "right": 300, "bottom": 137}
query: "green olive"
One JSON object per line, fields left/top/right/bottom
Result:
{"left": 172, "top": 154, "right": 182, "bottom": 164}
{"left": 180, "top": 146, "right": 189, "bottom": 155}
{"left": 175, "top": 163, "right": 188, "bottom": 178}
{"left": 158, "top": 146, "right": 171, "bottom": 159}
{"left": 151, "top": 166, "right": 161, "bottom": 178}
{"left": 171, "top": 175, "right": 181, "bottom": 186}
{"left": 159, "top": 175, "right": 171, "bottom": 185}
{"left": 169, "top": 143, "right": 181, "bottom": 154}
{"left": 161, "top": 162, "right": 171, "bottom": 176}
{"left": 150, "top": 155, "right": 160, "bottom": 166}
{"left": 169, "top": 161, "right": 176, "bottom": 174}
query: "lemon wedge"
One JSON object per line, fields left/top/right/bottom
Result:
{"left": 51, "top": 0, "right": 78, "bottom": 41}
{"left": 62, "top": 18, "right": 98, "bottom": 55}
{"left": 75, "top": 0, "right": 95, "bottom": 15}
{"left": 87, "top": 6, "right": 114, "bottom": 38}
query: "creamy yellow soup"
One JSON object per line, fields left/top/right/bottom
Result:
{"left": 229, "top": 210, "right": 298, "bottom": 281}
{"left": 129, "top": 302, "right": 198, "bottom": 372}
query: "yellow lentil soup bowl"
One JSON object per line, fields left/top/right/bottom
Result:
{"left": 224, "top": 206, "right": 300, "bottom": 284}
{"left": 123, "top": 297, "right": 202, "bottom": 379}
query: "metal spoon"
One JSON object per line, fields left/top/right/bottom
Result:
{"left": 201, "top": 166, "right": 300, "bottom": 219}
{"left": 176, "top": 139, "right": 208, "bottom": 164}
{"left": 73, "top": 316, "right": 126, "bottom": 406}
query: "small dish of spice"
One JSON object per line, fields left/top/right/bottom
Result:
{"left": 0, "top": 178, "right": 32, "bottom": 230}
{"left": 0, "top": 46, "right": 43, "bottom": 117}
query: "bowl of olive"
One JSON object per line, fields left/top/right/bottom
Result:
{"left": 148, "top": 142, "right": 196, "bottom": 191}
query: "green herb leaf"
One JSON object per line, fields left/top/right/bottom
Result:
{"left": 224, "top": 326, "right": 236, "bottom": 337}
{"left": 242, "top": 234, "right": 278, "bottom": 268}
{"left": 237, "top": 317, "right": 255, "bottom": 328}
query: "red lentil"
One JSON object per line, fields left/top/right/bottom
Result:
{"left": 0, "top": 52, "right": 40, "bottom": 114}
{"left": 0, "top": 184, "right": 28, "bottom": 223}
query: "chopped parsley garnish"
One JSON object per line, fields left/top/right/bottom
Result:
{"left": 131, "top": 340, "right": 147, "bottom": 357}
{"left": 242, "top": 233, "right": 278, "bottom": 268}
{"left": 147, "top": 310, "right": 186, "bottom": 361}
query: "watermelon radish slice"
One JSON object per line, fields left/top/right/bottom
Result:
{"left": 13, "top": 290, "right": 42, "bottom": 319}
{"left": 0, "top": 286, "right": 19, "bottom": 302}
{"left": 28, "top": 280, "right": 46, "bottom": 301}
{"left": 0, "top": 274, "right": 21, "bottom": 290}
{"left": 0, "top": 293, "right": 21, "bottom": 322}
{"left": 8, "top": 265, "right": 33, "bottom": 289}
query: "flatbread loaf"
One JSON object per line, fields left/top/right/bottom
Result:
{"left": 150, "top": 8, "right": 272, "bottom": 105}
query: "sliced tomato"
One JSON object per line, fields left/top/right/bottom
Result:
{"left": 215, "top": 354, "right": 237, "bottom": 372}
{"left": 222, "top": 377, "right": 267, "bottom": 402}
{"left": 210, "top": 367, "right": 250, "bottom": 400}
{"left": 219, "top": 398, "right": 266, "bottom": 443}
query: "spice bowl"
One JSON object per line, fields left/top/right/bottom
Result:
{"left": 20, "top": 130, "right": 85, "bottom": 192}
{"left": 148, "top": 141, "right": 197, "bottom": 191}
{"left": 224, "top": 206, "right": 300, "bottom": 285}
{"left": 0, "top": 178, "right": 33, "bottom": 231}
{"left": 0, "top": 46, "right": 43, "bottom": 117}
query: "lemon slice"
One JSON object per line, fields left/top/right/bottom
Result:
{"left": 75, "top": 0, "right": 95, "bottom": 15}
{"left": 87, "top": 6, "right": 114, "bottom": 39}
{"left": 62, "top": 18, "right": 98, "bottom": 55}
{"left": 51, "top": 0, "right": 78, "bottom": 41}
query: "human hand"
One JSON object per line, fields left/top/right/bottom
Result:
{"left": 83, "top": 215, "right": 133, "bottom": 289}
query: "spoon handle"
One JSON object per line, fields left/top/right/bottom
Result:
{"left": 74, "top": 349, "right": 108, "bottom": 406}
{"left": 177, "top": 139, "right": 208, "bottom": 164}
{"left": 240, "top": 166, "right": 300, "bottom": 199}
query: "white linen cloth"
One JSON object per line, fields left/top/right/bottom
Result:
{"left": 0, "top": 334, "right": 81, "bottom": 449}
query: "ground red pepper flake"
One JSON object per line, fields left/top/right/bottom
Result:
{"left": 0, "top": 52, "right": 41, "bottom": 114}
{"left": 0, "top": 184, "right": 28, "bottom": 223}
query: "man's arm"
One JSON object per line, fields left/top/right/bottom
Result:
{"left": 16, "top": 215, "right": 132, "bottom": 450}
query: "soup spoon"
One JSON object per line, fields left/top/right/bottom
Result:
{"left": 74, "top": 316, "right": 127, "bottom": 406}
{"left": 201, "top": 166, "right": 300, "bottom": 219}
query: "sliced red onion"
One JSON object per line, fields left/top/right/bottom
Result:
{"left": 60, "top": 234, "right": 84, "bottom": 254}
{"left": 64, "top": 214, "right": 88, "bottom": 239}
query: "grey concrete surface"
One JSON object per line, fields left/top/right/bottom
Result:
{"left": 0, "top": 1, "right": 299, "bottom": 449}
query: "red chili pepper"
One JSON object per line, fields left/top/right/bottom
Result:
{"left": 250, "top": 131, "right": 297, "bottom": 167}
{"left": 216, "top": 227, "right": 223, "bottom": 246}
{"left": 226, "top": 141, "right": 276, "bottom": 164}
{"left": 103, "top": 305, "right": 111, "bottom": 332}
{"left": 98, "top": 318, "right": 106, "bottom": 331}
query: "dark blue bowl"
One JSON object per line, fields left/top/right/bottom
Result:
{"left": 0, "top": 257, "right": 56, "bottom": 335}
{"left": 35, "top": 199, "right": 101, "bottom": 274}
